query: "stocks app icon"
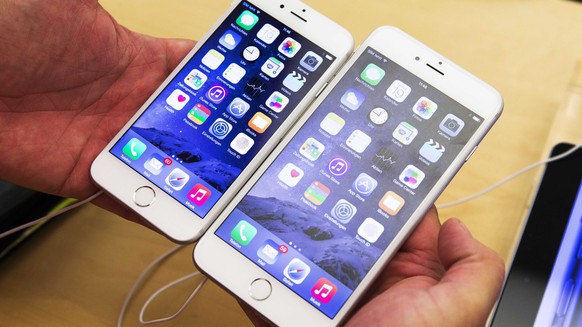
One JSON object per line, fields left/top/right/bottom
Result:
{"left": 244, "top": 77, "right": 267, "bottom": 99}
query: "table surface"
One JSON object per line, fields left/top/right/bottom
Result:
{"left": 2, "top": 0, "right": 582, "bottom": 326}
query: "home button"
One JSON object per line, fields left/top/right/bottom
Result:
{"left": 249, "top": 278, "right": 272, "bottom": 301}
{"left": 133, "top": 186, "right": 156, "bottom": 207}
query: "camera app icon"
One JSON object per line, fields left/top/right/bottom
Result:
{"left": 300, "top": 51, "right": 323, "bottom": 72}
{"left": 439, "top": 114, "right": 465, "bottom": 137}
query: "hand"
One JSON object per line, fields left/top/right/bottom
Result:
{"left": 0, "top": 0, "right": 194, "bottom": 219}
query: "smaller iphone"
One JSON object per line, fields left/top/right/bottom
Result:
{"left": 194, "top": 26, "right": 503, "bottom": 325}
{"left": 90, "top": 0, "right": 353, "bottom": 242}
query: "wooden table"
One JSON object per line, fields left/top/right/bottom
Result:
{"left": 2, "top": 0, "right": 582, "bottom": 325}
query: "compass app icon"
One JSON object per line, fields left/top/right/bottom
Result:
{"left": 283, "top": 258, "right": 311, "bottom": 284}
{"left": 165, "top": 168, "right": 190, "bottom": 191}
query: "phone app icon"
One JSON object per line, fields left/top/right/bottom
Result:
{"left": 278, "top": 37, "right": 302, "bottom": 58}
{"left": 261, "top": 57, "right": 285, "bottom": 78}
{"left": 242, "top": 45, "right": 260, "bottom": 62}
{"left": 311, "top": 278, "right": 337, "bottom": 304}
{"left": 283, "top": 258, "right": 311, "bottom": 284}
{"left": 373, "top": 147, "right": 397, "bottom": 170}
{"left": 399, "top": 165, "right": 425, "bottom": 189}
{"left": 206, "top": 84, "right": 228, "bottom": 104}
{"left": 420, "top": 139, "right": 445, "bottom": 163}
{"left": 340, "top": 88, "right": 365, "bottom": 110}
{"left": 257, "top": 24, "right": 280, "bottom": 44}
{"left": 184, "top": 69, "right": 207, "bottom": 90}
{"left": 222, "top": 63, "right": 246, "bottom": 84}
{"left": 346, "top": 129, "right": 372, "bottom": 153}
{"left": 300, "top": 51, "right": 323, "bottom": 72}
{"left": 144, "top": 153, "right": 165, "bottom": 175}
{"left": 265, "top": 91, "right": 289, "bottom": 113}
{"left": 188, "top": 103, "right": 211, "bottom": 125}
{"left": 331, "top": 199, "right": 357, "bottom": 224}
{"left": 236, "top": 10, "right": 259, "bottom": 31}
{"left": 209, "top": 118, "right": 232, "bottom": 139}
{"left": 440, "top": 113, "right": 465, "bottom": 137}
{"left": 278, "top": 163, "right": 304, "bottom": 187}
{"left": 218, "top": 30, "right": 242, "bottom": 50}
{"left": 413, "top": 97, "right": 438, "bottom": 119}
{"left": 244, "top": 77, "right": 267, "bottom": 99}
{"left": 327, "top": 156, "right": 350, "bottom": 177}
{"left": 386, "top": 80, "right": 411, "bottom": 103}
{"left": 369, "top": 107, "right": 390, "bottom": 125}
{"left": 257, "top": 239, "right": 281, "bottom": 265}
{"left": 361, "top": 63, "right": 385, "bottom": 86}
{"left": 248, "top": 112, "right": 272, "bottom": 134}
{"left": 122, "top": 138, "right": 147, "bottom": 160}
{"left": 201, "top": 49, "right": 225, "bottom": 70}
{"left": 393, "top": 122, "right": 418, "bottom": 145}
{"left": 304, "top": 180, "right": 330, "bottom": 205}
{"left": 379, "top": 191, "right": 405, "bottom": 215}
{"left": 165, "top": 168, "right": 190, "bottom": 191}
{"left": 187, "top": 184, "right": 211, "bottom": 206}
{"left": 352, "top": 173, "right": 378, "bottom": 197}
{"left": 357, "top": 218, "right": 384, "bottom": 244}
{"left": 283, "top": 71, "right": 306, "bottom": 92}
{"left": 230, "top": 133, "right": 255, "bottom": 155}
{"left": 320, "top": 112, "right": 345, "bottom": 136}
{"left": 231, "top": 220, "right": 257, "bottom": 246}
{"left": 300, "top": 137, "right": 325, "bottom": 161}
{"left": 166, "top": 89, "right": 189, "bottom": 110}
{"left": 227, "top": 98, "right": 250, "bottom": 118}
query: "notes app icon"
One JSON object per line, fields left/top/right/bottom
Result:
{"left": 311, "top": 278, "right": 337, "bottom": 304}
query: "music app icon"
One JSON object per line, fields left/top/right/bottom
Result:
{"left": 187, "top": 184, "right": 212, "bottom": 206}
{"left": 311, "top": 278, "right": 337, "bottom": 304}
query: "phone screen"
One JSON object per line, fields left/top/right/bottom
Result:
{"left": 108, "top": 1, "right": 336, "bottom": 218}
{"left": 214, "top": 47, "right": 484, "bottom": 318}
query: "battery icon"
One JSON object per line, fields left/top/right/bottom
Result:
{"left": 325, "top": 54, "right": 333, "bottom": 61}
{"left": 472, "top": 116, "right": 482, "bottom": 122}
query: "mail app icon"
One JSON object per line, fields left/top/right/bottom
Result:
{"left": 144, "top": 153, "right": 165, "bottom": 175}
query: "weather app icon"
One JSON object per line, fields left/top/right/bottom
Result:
{"left": 218, "top": 30, "right": 242, "bottom": 50}
{"left": 340, "top": 88, "right": 365, "bottom": 110}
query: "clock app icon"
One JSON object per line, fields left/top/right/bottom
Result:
{"left": 369, "top": 107, "right": 390, "bottom": 125}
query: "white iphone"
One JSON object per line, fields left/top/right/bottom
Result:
{"left": 194, "top": 26, "right": 503, "bottom": 325}
{"left": 90, "top": 0, "right": 354, "bottom": 242}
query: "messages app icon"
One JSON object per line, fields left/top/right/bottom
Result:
{"left": 236, "top": 10, "right": 259, "bottom": 31}
{"left": 361, "top": 63, "right": 385, "bottom": 86}
{"left": 231, "top": 220, "right": 257, "bottom": 246}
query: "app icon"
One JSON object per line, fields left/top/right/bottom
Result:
{"left": 209, "top": 118, "right": 232, "bottom": 139}
{"left": 413, "top": 97, "right": 438, "bottom": 119}
{"left": 320, "top": 112, "right": 345, "bottom": 136}
{"left": 261, "top": 57, "right": 285, "bottom": 78}
{"left": 360, "top": 63, "right": 385, "bottom": 86}
{"left": 278, "top": 37, "right": 302, "bottom": 58}
{"left": 242, "top": 45, "right": 260, "bottom": 62}
{"left": 369, "top": 107, "right": 390, "bottom": 125}
{"left": 165, "top": 168, "right": 190, "bottom": 191}
{"left": 227, "top": 97, "right": 250, "bottom": 118}
{"left": 144, "top": 153, "right": 165, "bottom": 175}
{"left": 248, "top": 112, "right": 272, "bottom": 133}
{"left": 311, "top": 278, "right": 337, "bottom": 304}
{"left": 166, "top": 89, "right": 189, "bottom": 110}
{"left": 393, "top": 122, "right": 418, "bottom": 145}
{"left": 386, "top": 80, "right": 411, "bottom": 103}
{"left": 256, "top": 24, "right": 280, "bottom": 44}
{"left": 187, "top": 184, "right": 212, "bottom": 206}
{"left": 379, "top": 191, "right": 405, "bottom": 215}
{"left": 222, "top": 63, "right": 246, "bottom": 84}
{"left": 284, "top": 258, "right": 311, "bottom": 284}
{"left": 257, "top": 239, "right": 281, "bottom": 264}
{"left": 188, "top": 103, "right": 211, "bottom": 125}
{"left": 420, "top": 139, "right": 445, "bottom": 163}
{"left": 340, "top": 88, "right": 365, "bottom": 110}
{"left": 184, "top": 69, "right": 207, "bottom": 90}
{"left": 357, "top": 218, "right": 384, "bottom": 243}
{"left": 346, "top": 129, "right": 372, "bottom": 153}
{"left": 440, "top": 113, "right": 465, "bottom": 137}
{"left": 352, "top": 173, "right": 378, "bottom": 197}
{"left": 201, "top": 49, "right": 225, "bottom": 70}
{"left": 265, "top": 91, "right": 289, "bottom": 113}
{"left": 399, "top": 165, "right": 425, "bottom": 189}
{"left": 331, "top": 199, "right": 357, "bottom": 224}
{"left": 278, "top": 163, "right": 304, "bottom": 187}
{"left": 218, "top": 29, "right": 242, "bottom": 50}
{"left": 304, "top": 180, "right": 330, "bottom": 205}
{"left": 231, "top": 220, "right": 257, "bottom": 246}
{"left": 244, "top": 77, "right": 267, "bottom": 99}
{"left": 373, "top": 147, "right": 397, "bottom": 170}
{"left": 300, "top": 137, "right": 325, "bottom": 161}
{"left": 206, "top": 84, "right": 228, "bottom": 104}
{"left": 122, "top": 138, "right": 147, "bottom": 160}
{"left": 283, "top": 71, "right": 306, "bottom": 92}
{"left": 327, "top": 156, "right": 350, "bottom": 177}
{"left": 236, "top": 10, "right": 259, "bottom": 31}
{"left": 230, "top": 133, "right": 254, "bottom": 155}
{"left": 300, "top": 51, "right": 323, "bottom": 72}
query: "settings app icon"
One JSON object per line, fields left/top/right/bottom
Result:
{"left": 330, "top": 199, "right": 357, "bottom": 224}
